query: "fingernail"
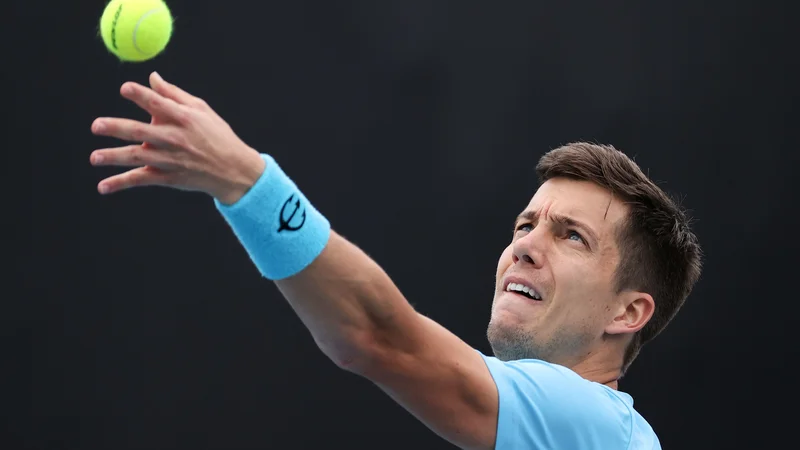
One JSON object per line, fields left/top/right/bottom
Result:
{"left": 92, "top": 153, "right": 104, "bottom": 164}
{"left": 98, "top": 184, "right": 109, "bottom": 194}
{"left": 153, "top": 71, "right": 163, "bottom": 82}
{"left": 121, "top": 84, "right": 133, "bottom": 95}
{"left": 93, "top": 121, "right": 105, "bottom": 133}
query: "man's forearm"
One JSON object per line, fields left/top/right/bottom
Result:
{"left": 274, "top": 231, "right": 420, "bottom": 370}
{"left": 213, "top": 153, "right": 421, "bottom": 370}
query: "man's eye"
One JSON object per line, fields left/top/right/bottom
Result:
{"left": 516, "top": 223, "right": 533, "bottom": 232}
{"left": 567, "top": 230, "right": 585, "bottom": 244}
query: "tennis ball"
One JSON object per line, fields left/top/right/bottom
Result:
{"left": 100, "top": 0, "right": 173, "bottom": 62}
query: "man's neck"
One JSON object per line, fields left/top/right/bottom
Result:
{"left": 569, "top": 349, "right": 623, "bottom": 389}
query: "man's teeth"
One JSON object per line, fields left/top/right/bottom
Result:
{"left": 507, "top": 283, "right": 542, "bottom": 300}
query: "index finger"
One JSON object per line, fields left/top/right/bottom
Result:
{"left": 120, "top": 81, "right": 187, "bottom": 124}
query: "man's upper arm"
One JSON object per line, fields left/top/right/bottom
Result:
{"left": 360, "top": 313, "right": 500, "bottom": 450}
{"left": 360, "top": 314, "right": 634, "bottom": 449}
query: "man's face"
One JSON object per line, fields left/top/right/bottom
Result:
{"left": 487, "top": 177, "right": 629, "bottom": 365}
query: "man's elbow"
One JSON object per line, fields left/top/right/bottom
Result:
{"left": 320, "top": 309, "right": 419, "bottom": 376}
{"left": 316, "top": 330, "right": 387, "bottom": 375}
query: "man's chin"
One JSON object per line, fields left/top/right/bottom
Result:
{"left": 486, "top": 321, "right": 538, "bottom": 362}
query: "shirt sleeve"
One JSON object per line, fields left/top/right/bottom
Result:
{"left": 478, "top": 351, "right": 633, "bottom": 450}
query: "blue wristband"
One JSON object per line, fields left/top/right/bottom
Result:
{"left": 214, "top": 153, "right": 331, "bottom": 280}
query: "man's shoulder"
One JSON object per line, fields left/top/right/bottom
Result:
{"left": 479, "top": 351, "right": 633, "bottom": 420}
{"left": 476, "top": 351, "right": 661, "bottom": 449}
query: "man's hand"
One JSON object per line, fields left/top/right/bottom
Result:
{"left": 90, "top": 72, "right": 265, "bottom": 205}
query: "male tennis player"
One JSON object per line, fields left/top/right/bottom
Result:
{"left": 90, "top": 73, "right": 702, "bottom": 449}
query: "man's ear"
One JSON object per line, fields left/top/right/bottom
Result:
{"left": 605, "top": 291, "right": 654, "bottom": 335}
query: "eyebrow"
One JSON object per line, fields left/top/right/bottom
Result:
{"left": 514, "top": 210, "right": 600, "bottom": 244}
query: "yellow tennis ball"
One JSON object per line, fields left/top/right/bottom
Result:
{"left": 100, "top": 0, "right": 173, "bottom": 62}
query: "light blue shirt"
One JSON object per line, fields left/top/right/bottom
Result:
{"left": 479, "top": 351, "right": 661, "bottom": 449}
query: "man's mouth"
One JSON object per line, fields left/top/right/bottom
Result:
{"left": 506, "top": 282, "right": 542, "bottom": 300}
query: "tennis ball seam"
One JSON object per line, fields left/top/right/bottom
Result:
{"left": 132, "top": 8, "right": 168, "bottom": 55}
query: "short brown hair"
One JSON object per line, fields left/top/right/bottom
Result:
{"left": 535, "top": 142, "right": 702, "bottom": 375}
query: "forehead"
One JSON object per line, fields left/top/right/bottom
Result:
{"left": 526, "top": 178, "right": 628, "bottom": 235}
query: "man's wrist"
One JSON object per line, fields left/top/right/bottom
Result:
{"left": 214, "top": 152, "right": 331, "bottom": 280}
{"left": 214, "top": 147, "right": 267, "bottom": 206}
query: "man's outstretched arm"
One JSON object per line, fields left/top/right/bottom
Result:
{"left": 89, "top": 73, "right": 500, "bottom": 450}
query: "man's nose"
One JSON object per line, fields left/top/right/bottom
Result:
{"left": 511, "top": 228, "right": 546, "bottom": 268}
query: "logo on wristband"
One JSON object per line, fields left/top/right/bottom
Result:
{"left": 278, "top": 193, "right": 306, "bottom": 232}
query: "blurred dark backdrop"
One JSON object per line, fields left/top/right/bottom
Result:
{"left": 10, "top": 0, "right": 798, "bottom": 449}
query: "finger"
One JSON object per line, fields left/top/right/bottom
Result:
{"left": 90, "top": 144, "right": 181, "bottom": 169}
{"left": 92, "top": 117, "right": 179, "bottom": 147}
{"left": 120, "top": 81, "right": 187, "bottom": 124}
{"left": 97, "top": 165, "right": 173, "bottom": 194}
{"left": 149, "top": 72, "right": 208, "bottom": 109}
{"left": 142, "top": 115, "right": 160, "bottom": 149}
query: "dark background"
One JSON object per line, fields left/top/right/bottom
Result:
{"left": 10, "top": 0, "right": 798, "bottom": 449}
